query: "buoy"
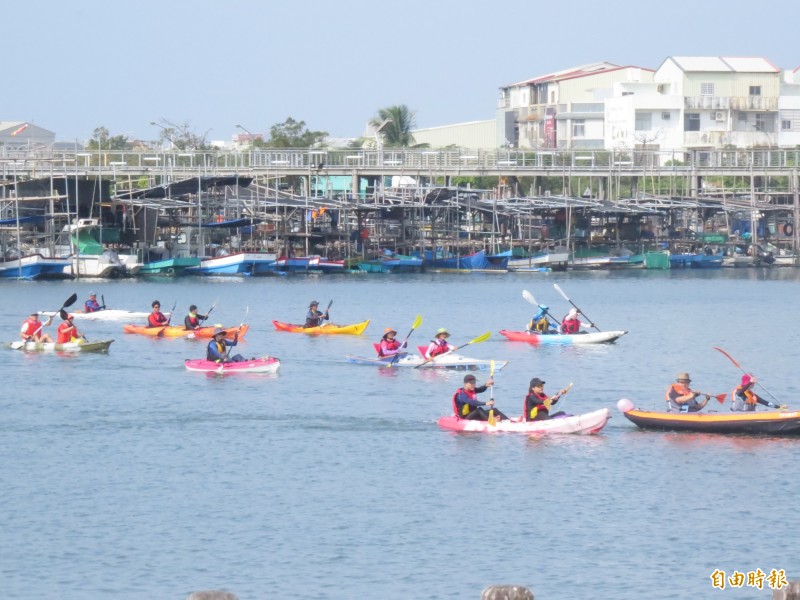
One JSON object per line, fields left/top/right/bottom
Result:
{"left": 617, "top": 398, "right": 634, "bottom": 413}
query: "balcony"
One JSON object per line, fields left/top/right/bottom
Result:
{"left": 685, "top": 96, "right": 778, "bottom": 111}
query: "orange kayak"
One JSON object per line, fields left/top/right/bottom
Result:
{"left": 272, "top": 320, "right": 369, "bottom": 335}
{"left": 123, "top": 324, "right": 249, "bottom": 339}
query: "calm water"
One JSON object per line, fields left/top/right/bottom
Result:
{"left": 2, "top": 269, "right": 799, "bottom": 600}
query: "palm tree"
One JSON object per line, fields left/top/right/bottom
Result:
{"left": 370, "top": 105, "right": 417, "bottom": 147}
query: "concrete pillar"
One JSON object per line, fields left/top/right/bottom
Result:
{"left": 481, "top": 584, "right": 534, "bottom": 600}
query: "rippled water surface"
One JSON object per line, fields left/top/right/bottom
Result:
{"left": 2, "top": 269, "right": 799, "bottom": 599}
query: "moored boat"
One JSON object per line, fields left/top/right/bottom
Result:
{"left": 272, "top": 320, "right": 370, "bottom": 335}
{"left": 184, "top": 356, "right": 280, "bottom": 374}
{"left": 139, "top": 256, "right": 202, "bottom": 277}
{"left": 437, "top": 408, "right": 610, "bottom": 434}
{"left": 123, "top": 324, "right": 249, "bottom": 338}
{"left": 499, "top": 329, "right": 627, "bottom": 345}
{"left": 6, "top": 339, "right": 114, "bottom": 353}
{"left": 423, "top": 249, "right": 508, "bottom": 272}
{"left": 184, "top": 252, "right": 277, "bottom": 276}
{"left": 617, "top": 400, "right": 800, "bottom": 435}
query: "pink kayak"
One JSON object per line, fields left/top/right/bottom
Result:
{"left": 184, "top": 356, "right": 281, "bottom": 374}
{"left": 437, "top": 408, "right": 610, "bottom": 434}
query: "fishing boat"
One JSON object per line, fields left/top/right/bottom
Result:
{"left": 184, "top": 356, "right": 281, "bottom": 374}
{"left": 184, "top": 252, "right": 277, "bottom": 276}
{"left": 272, "top": 320, "right": 370, "bottom": 335}
{"left": 0, "top": 253, "right": 73, "bottom": 280}
{"left": 53, "top": 218, "right": 142, "bottom": 278}
{"left": 499, "top": 329, "right": 627, "bottom": 345}
{"left": 617, "top": 400, "right": 800, "bottom": 435}
{"left": 500, "top": 247, "right": 570, "bottom": 272}
{"left": 423, "top": 249, "right": 508, "bottom": 272}
{"left": 6, "top": 339, "right": 114, "bottom": 353}
{"left": 570, "top": 246, "right": 644, "bottom": 269}
{"left": 437, "top": 408, "right": 610, "bottom": 434}
{"left": 123, "top": 324, "right": 249, "bottom": 338}
{"left": 346, "top": 344, "right": 507, "bottom": 370}
{"left": 274, "top": 255, "right": 321, "bottom": 273}
{"left": 358, "top": 252, "right": 423, "bottom": 273}
{"left": 138, "top": 256, "right": 202, "bottom": 277}
{"left": 669, "top": 252, "right": 724, "bottom": 269}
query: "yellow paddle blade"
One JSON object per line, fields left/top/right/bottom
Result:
{"left": 488, "top": 409, "right": 496, "bottom": 426}
{"left": 544, "top": 398, "right": 552, "bottom": 410}
{"left": 412, "top": 314, "right": 423, "bottom": 330}
{"left": 490, "top": 359, "right": 495, "bottom": 378}
{"left": 469, "top": 331, "right": 492, "bottom": 345}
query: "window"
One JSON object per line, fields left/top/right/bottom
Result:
{"left": 549, "top": 90, "right": 556, "bottom": 104}
{"left": 782, "top": 119, "right": 792, "bottom": 131}
{"left": 662, "top": 112, "right": 671, "bottom": 120}
{"left": 621, "top": 91, "right": 633, "bottom": 96}
{"left": 635, "top": 112, "right": 652, "bottom": 131}
{"left": 572, "top": 120, "right": 585, "bottom": 137}
{"left": 700, "top": 82, "right": 715, "bottom": 96}
{"left": 738, "top": 112, "right": 748, "bottom": 122}
{"left": 755, "top": 113, "right": 766, "bottom": 132}
{"left": 684, "top": 113, "right": 700, "bottom": 131}
{"left": 749, "top": 86, "right": 762, "bottom": 96}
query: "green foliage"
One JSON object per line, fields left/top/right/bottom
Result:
{"left": 450, "top": 176, "right": 500, "bottom": 190}
{"left": 266, "top": 117, "right": 328, "bottom": 148}
{"left": 151, "top": 119, "right": 211, "bottom": 151}
{"left": 87, "top": 126, "right": 132, "bottom": 150}
{"left": 370, "top": 105, "right": 417, "bottom": 147}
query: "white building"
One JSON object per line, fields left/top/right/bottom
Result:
{"left": 411, "top": 120, "right": 496, "bottom": 150}
{"left": 778, "top": 67, "right": 800, "bottom": 147}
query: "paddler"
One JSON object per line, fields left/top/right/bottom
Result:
{"left": 560, "top": 308, "right": 591, "bottom": 334}
{"left": 665, "top": 372, "right": 709, "bottom": 412}
{"left": 84, "top": 292, "right": 103, "bottom": 313}
{"left": 523, "top": 377, "right": 569, "bottom": 421}
{"left": 147, "top": 300, "right": 169, "bottom": 328}
{"left": 207, "top": 328, "right": 245, "bottom": 363}
{"left": 452, "top": 373, "right": 507, "bottom": 421}
{"left": 424, "top": 328, "right": 454, "bottom": 359}
{"left": 528, "top": 305, "right": 557, "bottom": 334}
{"left": 20, "top": 312, "right": 53, "bottom": 343}
{"left": 378, "top": 327, "right": 405, "bottom": 357}
{"left": 184, "top": 305, "right": 208, "bottom": 330}
{"left": 304, "top": 300, "right": 329, "bottom": 328}
{"left": 56, "top": 313, "right": 82, "bottom": 344}
{"left": 731, "top": 374, "right": 784, "bottom": 411}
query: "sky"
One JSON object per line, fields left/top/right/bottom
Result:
{"left": 5, "top": 0, "right": 799, "bottom": 144}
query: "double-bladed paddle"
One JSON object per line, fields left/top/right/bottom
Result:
{"left": 522, "top": 289, "right": 557, "bottom": 331}
{"left": 553, "top": 284, "right": 601, "bottom": 331}
{"left": 387, "top": 314, "right": 422, "bottom": 369}
{"left": 414, "top": 331, "right": 492, "bottom": 369}
{"left": 30, "top": 293, "right": 78, "bottom": 340}
{"left": 157, "top": 301, "right": 178, "bottom": 337}
{"left": 101, "top": 294, "right": 106, "bottom": 310}
{"left": 488, "top": 360, "right": 497, "bottom": 426}
{"left": 202, "top": 299, "right": 219, "bottom": 323}
{"left": 544, "top": 382, "right": 574, "bottom": 411}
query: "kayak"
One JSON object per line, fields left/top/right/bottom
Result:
{"left": 184, "top": 356, "right": 281, "bottom": 374}
{"left": 617, "top": 400, "right": 800, "bottom": 435}
{"left": 499, "top": 329, "right": 628, "bottom": 345}
{"left": 6, "top": 339, "right": 114, "bottom": 353}
{"left": 123, "top": 324, "right": 249, "bottom": 339}
{"left": 272, "top": 320, "right": 370, "bottom": 335}
{"left": 345, "top": 344, "right": 508, "bottom": 370}
{"left": 437, "top": 408, "right": 610, "bottom": 434}
{"left": 41, "top": 309, "right": 153, "bottom": 321}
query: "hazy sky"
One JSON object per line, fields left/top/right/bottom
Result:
{"left": 5, "top": 0, "right": 798, "bottom": 144}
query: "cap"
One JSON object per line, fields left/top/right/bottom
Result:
{"left": 89, "top": 291, "right": 97, "bottom": 297}
{"left": 463, "top": 374, "right": 477, "bottom": 383}
{"left": 383, "top": 327, "right": 397, "bottom": 335}
{"left": 567, "top": 308, "right": 578, "bottom": 318}
{"left": 435, "top": 328, "right": 450, "bottom": 338}
{"left": 530, "top": 377, "right": 546, "bottom": 388}
{"left": 742, "top": 374, "right": 756, "bottom": 386}
{"left": 309, "top": 300, "right": 319, "bottom": 307}
{"left": 213, "top": 328, "right": 226, "bottom": 336}
{"left": 676, "top": 372, "right": 691, "bottom": 382}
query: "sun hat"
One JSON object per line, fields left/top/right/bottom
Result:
{"left": 530, "top": 377, "right": 546, "bottom": 388}
{"left": 383, "top": 327, "right": 397, "bottom": 335}
{"left": 213, "top": 328, "right": 226, "bottom": 336}
{"left": 435, "top": 328, "right": 450, "bottom": 338}
{"left": 89, "top": 291, "right": 97, "bottom": 297}
{"left": 464, "top": 374, "right": 477, "bottom": 383}
{"left": 677, "top": 372, "right": 691, "bottom": 382}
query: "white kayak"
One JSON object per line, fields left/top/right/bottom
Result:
{"left": 499, "top": 329, "right": 627, "bottom": 345}
{"left": 345, "top": 352, "right": 508, "bottom": 370}
{"left": 437, "top": 408, "right": 610, "bottom": 434}
{"left": 40, "top": 309, "right": 155, "bottom": 321}
{"left": 5, "top": 339, "right": 114, "bottom": 353}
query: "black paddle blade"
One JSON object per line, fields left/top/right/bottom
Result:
{"left": 62, "top": 293, "right": 78, "bottom": 308}
{"left": 59, "top": 309, "right": 69, "bottom": 321}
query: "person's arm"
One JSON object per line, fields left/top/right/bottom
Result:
{"left": 207, "top": 342, "right": 224, "bottom": 361}
{"left": 455, "top": 390, "right": 486, "bottom": 408}
{"left": 755, "top": 395, "right": 783, "bottom": 409}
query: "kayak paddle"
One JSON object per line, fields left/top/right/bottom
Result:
{"left": 157, "top": 301, "right": 178, "bottom": 338}
{"left": 415, "top": 331, "right": 492, "bottom": 368}
{"left": 203, "top": 299, "right": 219, "bottom": 323}
{"left": 101, "top": 294, "right": 106, "bottom": 310}
{"left": 522, "top": 289, "right": 557, "bottom": 331}
{"left": 713, "top": 346, "right": 782, "bottom": 405}
{"left": 544, "top": 382, "right": 574, "bottom": 411}
{"left": 488, "top": 360, "right": 497, "bottom": 426}
{"left": 31, "top": 293, "right": 78, "bottom": 340}
{"left": 553, "top": 284, "right": 601, "bottom": 331}
{"left": 387, "top": 314, "right": 422, "bottom": 369}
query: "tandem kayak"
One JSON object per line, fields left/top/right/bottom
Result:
{"left": 437, "top": 408, "right": 610, "bottom": 434}
{"left": 499, "top": 329, "right": 627, "bottom": 345}
{"left": 184, "top": 356, "right": 281, "bottom": 374}
{"left": 346, "top": 344, "right": 508, "bottom": 370}
{"left": 41, "top": 309, "right": 153, "bottom": 321}
{"left": 123, "top": 324, "right": 249, "bottom": 339}
{"left": 272, "top": 320, "right": 370, "bottom": 335}
{"left": 617, "top": 400, "right": 800, "bottom": 436}
{"left": 6, "top": 339, "right": 114, "bottom": 353}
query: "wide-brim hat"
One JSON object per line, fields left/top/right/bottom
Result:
{"left": 676, "top": 372, "right": 691, "bottom": 382}
{"left": 435, "top": 328, "right": 450, "bottom": 338}
{"left": 213, "top": 328, "right": 226, "bottom": 336}
{"left": 383, "top": 327, "right": 397, "bottom": 336}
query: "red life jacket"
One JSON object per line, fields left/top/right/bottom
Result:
{"left": 453, "top": 387, "right": 478, "bottom": 417}
{"left": 378, "top": 338, "right": 400, "bottom": 357}
{"left": 524, "top": 390, "right": 549, "bottom": 420}
{"left": 428, "top": 339, "right": 450, "bottom": 357}
{"left": 186, "top": 314, "right": 201, "bottom": 328}
{"left": 21, "top": 318, "right": 41, "bottom": 339}
{"left": 561, "top": 318, "right": 580, "bottom": 334}
{"left": 148, "top": 311, "right": 167, "bottom": 327}
{"left": 57, "top": 322, "right": 77, "bottom": 344}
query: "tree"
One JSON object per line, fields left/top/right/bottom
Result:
{"left": 87, "top": 126, "right": 132, "bottom": 150}
{"left": 370, "top": 105, "right": 417, "bottom": 147}
{"left": 151, "top": 119, "right": 211, "bottom": 151}
{"left": 266, "top": 117, "right": 327, "bottom": 148}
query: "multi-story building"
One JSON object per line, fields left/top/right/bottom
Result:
{"left": 496, "top": 62, "right": 654, "bottom": 150}
{"left": 778, "top": 67, "right": 800, "bottom": 148}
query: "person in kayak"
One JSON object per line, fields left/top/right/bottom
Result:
{"left": 184, "top": 305, "right": 208, "bottom": 330}
{"left": 378, "top": 327, "right": 405, "bottom": 357}
{"left": 665, "top": 372, "right": 709, "bottom": 412}
{"left": 20, "top": 313, "right": 53, "bottom": 343}
{"left": 560, "top": 308, "right": 591, "bottom": 334}
{"left": 425, "top": 328, "right": 454, "bottom": 359}
{"left": 207, "top": 328, "right": 245, "bottom": 363}
{"left": 731, "top": 374, "right": 784, "bottom": 411}
{"left": 84, "top": 292, "right": 103, "bottom": 313}
{"left": 453, "top": 373, "right": 507, "bottom": 421}
{"left": 304, "top": 300, "right": 329, "bottom": 328}
{"left": 147, "top": 301, "right": 169, "bottom": 328}
{"left": 56, "top": 313, "right": 82, "bottom": 344}
{"left": 524, "top": 378, "right": 568, "bottom": 420}
{"left": 528, "top": 306, "right": 557, "bottom": 334}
